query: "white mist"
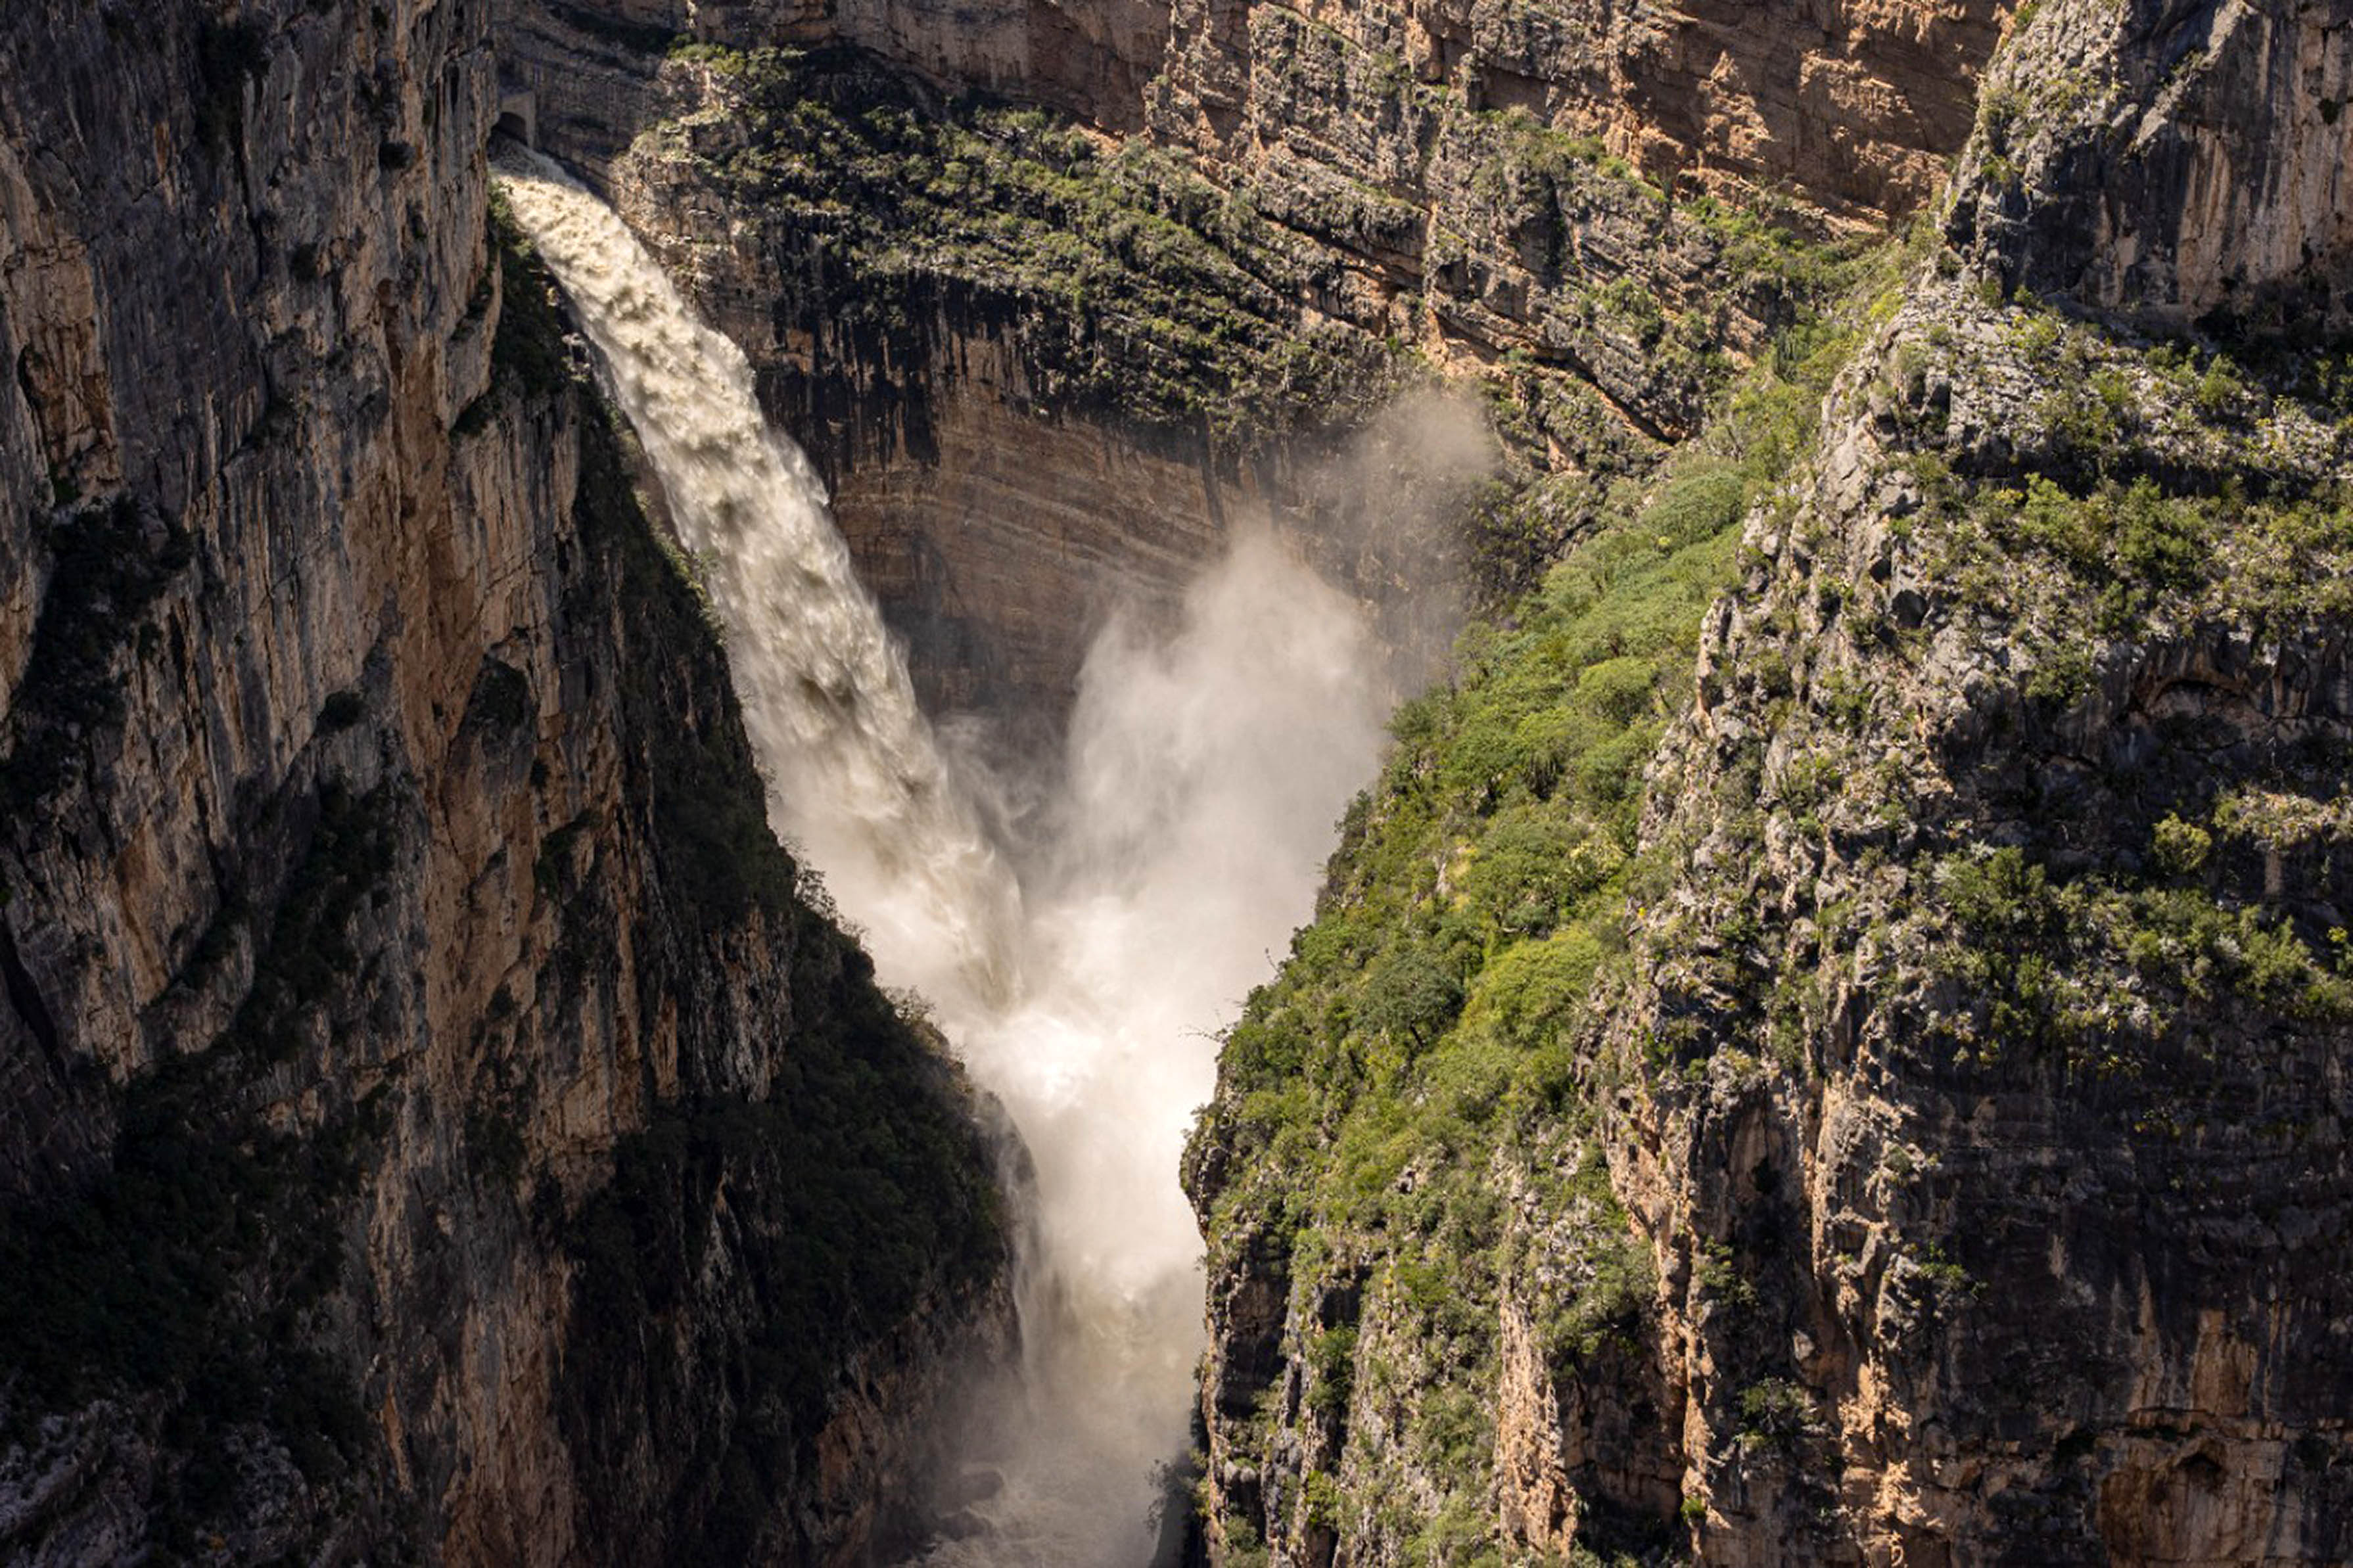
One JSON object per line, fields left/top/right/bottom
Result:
{"left": 935, "top": 537, "right": 1389, "bottom": 1563}
{"left": 498, "top": 154, "right": 1391, "bottom": 1564}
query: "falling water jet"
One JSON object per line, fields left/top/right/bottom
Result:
{"left": 492, "top": 149, "right": 1025, "bottom": 1015}
{"left": 496, "top": 147, "right": 1397, "bottom": 1565}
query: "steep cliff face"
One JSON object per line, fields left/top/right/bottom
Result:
{"left": 1180, "top": 287, "right": 1867, "bottom": 1565}
{"left": 1600, "top": 270, "right": 2353, "bottom": 1564}
{"left": 1948, "top": 0, "right": 2353, "bottom": 338}
{"left": 0, "top": 1, "right": 1007, "bottom": 1561}
{"left": 1148, "top": 0, "right": 2003, "bottom": 227}
{"left": 513, "top": 0, "right": 2005, "bottom": 220}
{"left": 11, "top": 0, "right": 2336, "bottom": 1562}
{"left": 495, "top": 0, "right": 2006, "bottom": 725}
{"left": 1187, "top": 2, "right": 2353, "bottom": 1563}
{"left": 1593, "top": 5, "right": 2353, "bottom": 1559}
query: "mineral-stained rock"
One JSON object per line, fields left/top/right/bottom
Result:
{"left": 0, "top": 1, "right": 1010, "bottom": 1560}
{"left": 494, "top": 0, "right": 2011, "bottom": 727}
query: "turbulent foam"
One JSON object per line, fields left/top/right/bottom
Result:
{"left": 498, "top": 150, "right": 1389, "bottom": 1565}
{"left": 495, "top": 152, "right": 1022, "bottom": 1012}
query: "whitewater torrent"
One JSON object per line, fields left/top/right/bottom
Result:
{"left": 497, "top": 152, "right": 1391, "bottom": 1563}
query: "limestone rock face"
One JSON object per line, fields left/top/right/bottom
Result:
{"left": 1595, "top": 276, "right": 2353, "bottom": 1563}
{"left": 1949, "top": 0, "right": 2353, "bottom": 336}
{"left": 1182, "top": 0, "right": 2353, "bottom": 1563}
{"left": 1152, "top": 0, "right": 2006, "bottom": 225}
{"left": 1532, "top": 7, "right": 2353, "bottom": 1560}
{"left": 0, "top": 1, "right": 1009, "bottom": 1561}
{"left": 495, "top": 0, "right": 2010, "bottom": 727}
{"left": 521, "top": 0, "right": 2007, "bottom": 219}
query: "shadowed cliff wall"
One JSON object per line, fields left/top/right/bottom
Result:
{"left": 0, "top": 1, "right": 1009, "bottom": 1559}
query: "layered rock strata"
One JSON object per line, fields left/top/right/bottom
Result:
{"left": 496, "top": 0, "right": 2011, "bottom": 724}
{"left": 0, "top": 1, "right": 1008, "bottom": 1560}
{"left": 1186, "top": 1, "right": 2353, "bottom": 1563}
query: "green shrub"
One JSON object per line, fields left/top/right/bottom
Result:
{"left": 2151, "top": 814, "right": 2212, "bottom": 877}
{"left": 1641, "top": 461, "right": 1750, "bottom": 547}
{"left": 1306, "top": 1325, "right": 1359, "bottom": 1418}
{"left": 1474, "top": 929, "right": 1604, "bottom": 1047}
{"left": 2194, "top": 357, "right": 2244, "bottom": 417}
{"left": 1736, "top": 1378, "right": 1817, "bottom": 1453}
{"left": 486, "top": 194, "right": 574, "bottom": 402}
{"left": 1359, "top": 945, "right": 1464, "bottom": 1049}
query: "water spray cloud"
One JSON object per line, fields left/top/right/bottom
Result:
{"left": 498, "top": 150, "right": 1462, "bottom": 1564}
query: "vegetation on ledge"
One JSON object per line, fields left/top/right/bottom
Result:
{"left": 636, "top": 41, "right": 1869, "bottom": 464}
{"left": 1181, "top": 237, "right": 1895, "bottom": 1562}
{"left": 646, "top": 45, "right": 1403, "bottom": 444}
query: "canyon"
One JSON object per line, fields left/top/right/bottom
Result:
{"left": 1, "top": 0, "right": 2348, "bottom": 1564}
{"left": 496, "top": 0, "right": 2010, "bottom": 721}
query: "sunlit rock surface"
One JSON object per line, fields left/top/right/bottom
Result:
{"left": 496, "top": 0, "right": 2010, "bottom": 725}
{"left": 0, "top": 2, "right": 1009, "bottom": 1559}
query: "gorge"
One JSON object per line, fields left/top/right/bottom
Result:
{"left": 495, "top": 147, "right": 1403, "bottom": 1561}
{"left": 2, "top": 0, "right": 2350, "bottom": 1564}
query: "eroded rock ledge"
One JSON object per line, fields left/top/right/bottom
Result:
{"left": 0, "top": 1, "right": 1010, "bottom": 1559}
{"left": 495, "top": 0, "right": 2009, "bottom": 726}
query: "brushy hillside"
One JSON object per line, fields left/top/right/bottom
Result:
{"left": 1182, "top": 226, "right": 1915, "bottom": 1564}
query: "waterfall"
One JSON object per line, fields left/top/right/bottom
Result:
{"left": 496, "top": 152, "right": 1391, "bottom": 1564}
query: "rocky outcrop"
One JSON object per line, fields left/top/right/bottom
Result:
{"left": 1150, "top": 0, "right": 2006, "bottom": 225}
{"left": 1948, "top": 0, "right": 2353, "bottom": 337}
{"left": 1184, "top": 1, "right": 2353, "bottom": 1563}
{"left": 0, "top": 1, "right": 1008, "bottom": 1560}
{"left": 493, "top": 0, "right": 2010, "bottom": 726}
{"left": 511, "top": 0, "right": 2009, "bottom": 222}
{"left": 1577, "top": 11, "right": 2353, "bottom": 1547}
{"left": 1595, "top": 272, "right": 2353, "bottom": 1564}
